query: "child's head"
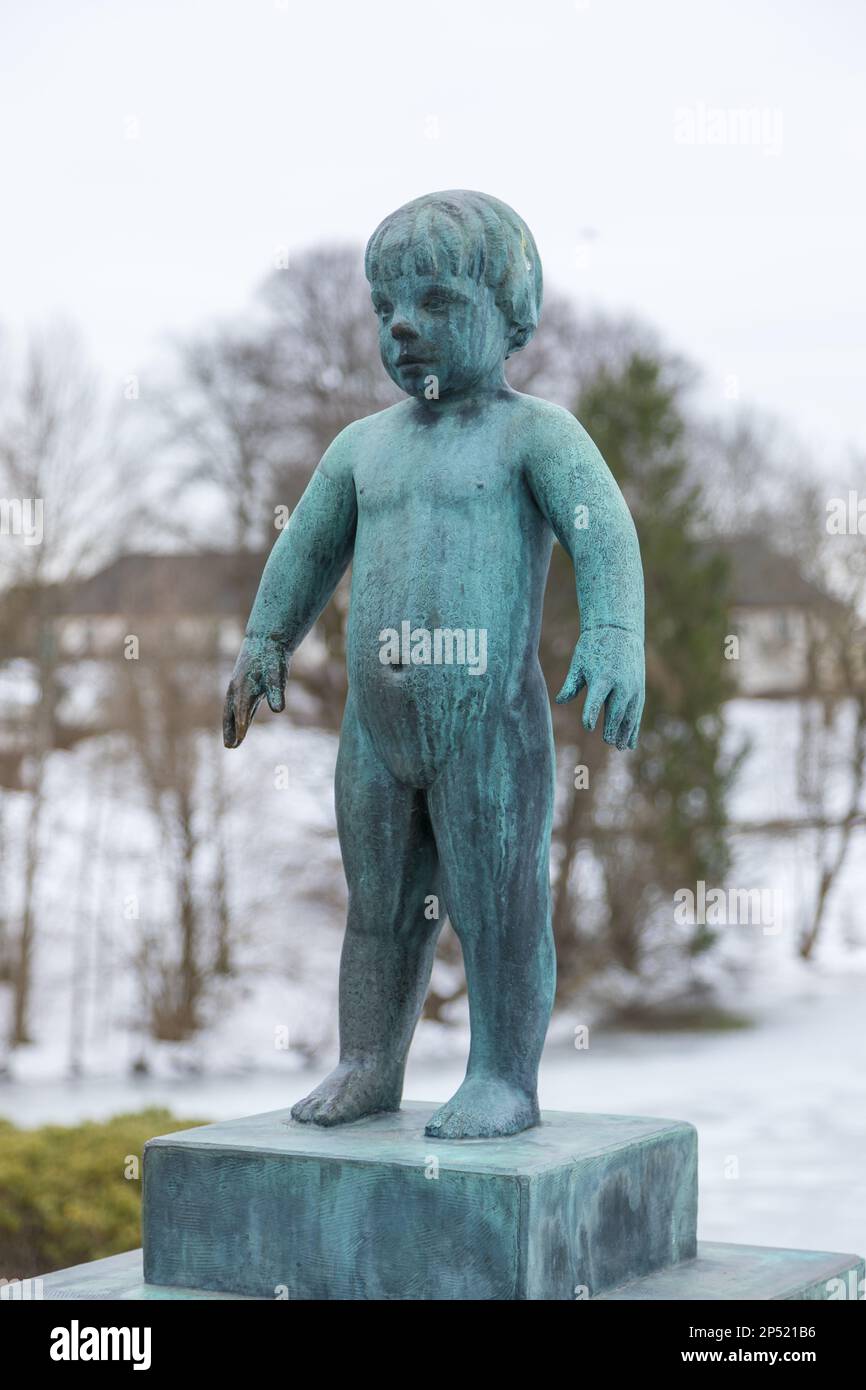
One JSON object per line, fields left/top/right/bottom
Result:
{"left": 365, "top": 190, "right": 543, "bottom": 399}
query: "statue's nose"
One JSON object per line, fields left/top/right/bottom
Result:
{"left": 390, "top": 317, "right": 417, "bottom": 341}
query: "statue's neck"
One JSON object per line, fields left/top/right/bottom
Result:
{"left": 412, "top": 365, "right": 512, "bottom": 413}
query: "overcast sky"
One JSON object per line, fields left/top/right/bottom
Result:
{"left": 1, "top": 0, "right": 863, "bottom": 469}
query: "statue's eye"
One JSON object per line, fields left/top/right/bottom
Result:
{"left": 373, "top": 300, "right": 393, "bottom": 319}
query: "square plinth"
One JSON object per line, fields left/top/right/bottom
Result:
{"left": 31, "top": 1242, "right": 864, "bottom": 1302}
{"left": 142, "top": 1102, "right": 697, "bottom": 1300}
{"left": 596, "top": 1242, "right": 866, "bottom": 1301}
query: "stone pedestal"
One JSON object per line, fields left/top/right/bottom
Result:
{"left": 142, "top": 1103, "right": 698, "bottom": 1300}
{"left": 25, "top": 1101, "right": 865, "bottom": 1301}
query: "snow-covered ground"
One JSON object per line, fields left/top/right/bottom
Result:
{"left": 2, "top": 962, "right": 864, "bottom": 1258}
{"left": 0, "top": 693, "right": 864, "bottom": 1260}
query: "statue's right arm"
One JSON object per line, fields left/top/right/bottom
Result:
{"left": 244, "top": 423, "right": 359, "bottom": 651}
{"left": 223, "top": 422, "right": 359, "bottom": 747}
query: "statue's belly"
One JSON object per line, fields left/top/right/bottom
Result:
{"left": 349, "top": 633, "right": 495, "bottom": 787}
{"left": 345, "top": 503, "right": 547, "bottom": 784}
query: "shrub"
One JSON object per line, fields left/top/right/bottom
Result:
{"left": 0, "top": 1108, "right": 205, "bottom": 1282}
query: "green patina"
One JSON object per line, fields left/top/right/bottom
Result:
{"left": 141, "top": 1104, "right": 696, "bottom": 1299}
{"left": 34, "top": 1106, "right": 863, "bottom": 1302}
{"left": 223, "top": 191, "right": 646, "bottom": 1140}
{"left": 35, "top": 1242, "right": 866, "bottom": 1303}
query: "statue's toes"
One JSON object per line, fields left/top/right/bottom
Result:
{"left": 425, "top": 1104, "right": 462, "bottom": 1138}
{"left": 291, "top": 1093, "right": 323, "bottom": 1123}
{"left": 309, "top": 1096, "right": 347, "bottom": 1126}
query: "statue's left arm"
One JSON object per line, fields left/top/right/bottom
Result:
{"left": 525, "top": 408, "right": 645, "bottom": 750}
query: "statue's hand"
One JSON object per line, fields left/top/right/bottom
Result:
{"left": 223, "top": 634, "right": 288, "bottom": 748}
{"left": 555, "top": 626, "right": 645, "bottom": 750}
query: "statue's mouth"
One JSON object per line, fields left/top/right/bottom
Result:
{"left": 396, "top": 356, "right": 429, "bottom": 368}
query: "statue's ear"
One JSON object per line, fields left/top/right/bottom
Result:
{"left": 506, "top": 322, "right": 534, "bottom": 357}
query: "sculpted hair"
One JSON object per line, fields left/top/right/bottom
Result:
{"left": 364, "top": 189, "right": 543, "bottom": 356}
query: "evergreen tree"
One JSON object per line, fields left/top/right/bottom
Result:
{"left": 544, "top": 352, "right": 742, "bottom": 1007}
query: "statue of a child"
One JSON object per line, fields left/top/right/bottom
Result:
{"left": 223, "top": 191, "right": 645, "bottom": 1138}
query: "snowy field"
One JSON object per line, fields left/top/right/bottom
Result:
{"left": 0, "top": 694, "right": 864, "bottom": 1261}
{"left": 2, "top": 962, "right": 864, "bottom": 1260}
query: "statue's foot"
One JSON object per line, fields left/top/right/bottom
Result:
{"left": 291, "top": 1060, "right": 401, "bottom": 1127}
{"left": 424, "top": 1076, "right": 540, "bottom": 1140}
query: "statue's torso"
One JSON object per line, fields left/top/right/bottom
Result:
{"left": 344, "top": 396, "right": 555, "bottom": 783}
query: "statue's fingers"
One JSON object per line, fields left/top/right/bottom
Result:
{"left": 265, "top": 647, "right": 286, "bottom": 713}
{"left": 555, "top": 652, "right": 587, "bottom": 705}
{"left": 583, "top": 675, "right": 614, "bottom": 732}
{"left": 222, "top": 687, "right": 238, "bottom": 748}
{"left": 616, "top": 692, "right": 642, "bottom": 750}
{"left": 233, "top": 672, "right": 263, "bottom": 737}
{"left": 228, "top": 686, "right": 255, "bottom": 748}
{"left": 627, "top": 694, "right": 645, "bottom": 749}
{"left": 603, "top": 684, "right": 630, "bottom": 746}
{"left": 238, "top": 691, "right": 264, "bottom": 745}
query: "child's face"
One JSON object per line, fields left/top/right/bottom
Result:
{"left": 371, "top": 262, "right": 511, "bottom": 399}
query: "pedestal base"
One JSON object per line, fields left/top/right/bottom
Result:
{"left": 20, "top": 1101, "right": 865, "bottom": 1302}
{"left": 597, "top": 1243, "right": 865, "bottom": 1301}
{"left": 32, "top": 1242, "right": 864, "bottom": 1301}
{"left": 142, "top": 1102, "right": 698, "bottom": 1300}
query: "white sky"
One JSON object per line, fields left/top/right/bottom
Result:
{"left": 1, "top": 0, "right": 864, "bottom": 470}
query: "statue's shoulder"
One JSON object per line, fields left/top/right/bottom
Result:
{"left": 319, "top": 403, "right": 406, "bottom": 479}
{"left": 508, "top": 392, "right": 590, "bottom": 461}
{"left": 350, "top": 400, "right": 409, "bottom": 431}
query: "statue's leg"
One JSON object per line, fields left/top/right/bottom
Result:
{"left": 291, "top": 697, "right": 441, "bottom": 1126}
{"left": 423, "top": 684, "right": 555, "bottom": 1139}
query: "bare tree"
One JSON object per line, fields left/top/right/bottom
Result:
{"left": 0, "top": 325, "right": 121, "bottom": 1045}
{"left": 106, "top": 622, "right": 225, "bottom": 1042}
{"left": 791, "top": 479, "right": 866, "bottom": 958}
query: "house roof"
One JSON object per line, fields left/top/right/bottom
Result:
{"left": 58, "top": 550, "right": 269, "bottom": 618}
{"left": 53, "top": 535, "right": 841, "bottom": 621}
{"left": 714, "top": 535, "right": 842, "bottom": 611}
